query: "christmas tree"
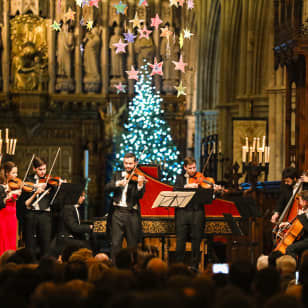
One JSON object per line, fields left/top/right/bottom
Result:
{"left": 115, "top": 65, "right": 182, "bottom": 183}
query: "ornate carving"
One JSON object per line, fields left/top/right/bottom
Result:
{"left": 134, "top": 36, "right": 154, "bottom": 69}
{"left": 56, "top": 23, "right": 75, "bottom": 92}
{"left": 83, "top": 26, "right": 102, "bottom": 93}
{"left": 10, "top": 14, "right": 48, "bottom": 91}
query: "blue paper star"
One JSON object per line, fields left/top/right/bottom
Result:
{"left": 123, "top": 30, "right": 136, "bottom": 43}
{"left": 114, "top": 1, "right": 127, "bottom": 15}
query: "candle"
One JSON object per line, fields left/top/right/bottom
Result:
{"left": 249, "top": 146, "right": 253, "bottom": 162}
{"left": 9, "top": 139, "right": 14, "bottom": 155}
{"left": 242, "top": 146, "right": 247, "bottom": 162}
{"left": 252, "top": 137, "right": 256, "bottom": 152}
{"left": 212, "top": 141, "right": 216, "bottom": 154}
{"left": 245, "top": 136, "right": 248, "bottom": 147}
{"left": 5, "top": 139, "right": 9, "bottom": 154}
{"left": 265, "top": 146, "right": 270, "bottom": 163}
{"left": 258, "top": 150, "right": 262, "bottom": 164}
{"left": 262, "top": 136, "right": 266, "bottom": 150}
{"left": 218, "top": 141, "right": 222, "bottom": 153}
{"left": 12, "top": 139, "right": 17, "bottom": 155}
{"left": 257, "top": 137, "right": 260, "bottom": 149}
{"left": 0, "top": 130, "right": 2, "bottom": 140}
{"left": 5, "top": 128, "right": 8, "bottom": 142}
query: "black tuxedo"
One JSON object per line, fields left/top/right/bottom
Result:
{"left": 22, "top": 174, "right": 55, "bottom": 258}
{"left": 174, "top": 173, "right": 212, "bottom": 268}
{"left": 105, "top": 170, "right": 145, "bottom": 259}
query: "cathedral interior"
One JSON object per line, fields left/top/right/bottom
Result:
{"left": 0, "top": 0, "right": 306, "bottom": 220}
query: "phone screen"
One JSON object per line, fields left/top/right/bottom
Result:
{"left": 212, "top": 263, "right": 229, "bottom": 274}
{"left": 295, "top": 271, "right": 299, "bottom": 285}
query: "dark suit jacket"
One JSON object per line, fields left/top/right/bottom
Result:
{"left": 174, "top": 173, "right": 213, "bottom": 210}
{"left": 58, "top": 204, "right": 91, "bottom": 240}
{"left": 104, "top": 171, "right": 146, "bottom": 210}
{"left": 274, "top": 183, "right": 293, "bottom": 214}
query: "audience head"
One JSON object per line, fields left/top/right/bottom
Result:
{"left": 276, "top": 255, "right": 296, "bottom": 275}
{"left": 256, "top": 254, "right": 269, "bottom": 271}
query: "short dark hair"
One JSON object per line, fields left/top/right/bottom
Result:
{"left": 124, "top": 153, "right": 136, "bottom": 161}
{"left": 33, "top": 156, "right": 47, "bottom": 168}
{"left": 184, "top": 156, "right": 196, "bottom": 167}
{"left": 282, "top": 167, "right": 297, "bottom": 180}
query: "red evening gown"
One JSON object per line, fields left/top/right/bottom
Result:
{"left": 0, "top": 195, "right": 17, "bottom": 256}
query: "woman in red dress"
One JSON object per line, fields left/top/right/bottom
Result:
{"left": 0, "top": 161, "right": 21, "bottom": 256}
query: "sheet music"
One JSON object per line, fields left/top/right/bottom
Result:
{"left": 152, "top": 191, "right": 195, "bottom": 208}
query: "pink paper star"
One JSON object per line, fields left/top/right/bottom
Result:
{"left": 178, "top": 0, "right": 185, "bottom": 6}
{"left": 114, "top": 82, "right": 127, "bottom": 94}
{"left": 126, "top": 66, "right": 139, "bottom": 80}
{"left": 149, "top": 57, "right": 164, "bottom": 76}
{"left": 89, "top": 0, "right": 99, "bottom": 7}
{"left": 138, "top": 25, "right": 152, "bottom": 40}
{"left": 187, "top": 0, "right": 194, "bottom": 9}
{"left": 151, "top": 14, "right": 163, "bottom": 30}
{"left": 138, "top": 0, "right": 148, "bottom": 6}
{"left": 113, "top": 39, "right": 128, "bottom": 53}
{"left": 160, "top": 26, "right": 173, "bottom": 38}
{"left": 172, "top": 54, "right": 188, "bottom": 73}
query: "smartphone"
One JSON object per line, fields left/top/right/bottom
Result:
{"left": 295, "top": 271, "right": 299, "bottom": 285}
{"left": 212, "top": 263, "right": 229, "bottom": 274}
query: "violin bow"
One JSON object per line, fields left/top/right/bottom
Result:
{"left": 45, "top": 147, "right": 61, "bottom": 183}
{"left": 22, "top": 154, "right": 35, "bottom": 184}
{"left": 126, "top": 147, "right": 147, "bottom": 183}
{"left": 201, "top": 147, "right": 214, "bottom": 175}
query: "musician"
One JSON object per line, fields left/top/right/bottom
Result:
{"left": 271, "top": 167, "right": 298, "bottom": 224}
{"left": 23, "top": 156, "right": 55, "bottom": 258}
{"left": 174, "top": 156, "right": 217, "bottom": 270}
{"left": 280, "top": 190, "right": 308, "bottom": 259}
{"left": 105, "top": 152, "right": 146, "bottom": 261}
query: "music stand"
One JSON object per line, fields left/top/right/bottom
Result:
{"left": 152, "top": 191, "right": 196, "bottom": 209}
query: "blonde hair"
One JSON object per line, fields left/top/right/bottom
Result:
{"left": 256, "top": 254, "right": 269, "bottom": 271}
{"left": 276, "top": 255, "right": 297, "bottom": 274}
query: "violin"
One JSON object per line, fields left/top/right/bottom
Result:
{"left": 39, "top": 175, "right": 63, "bottom": 186}
{"left": 125, "top": 169, "right": 147, "bottom": 183}
{"left": 189, "top": 172, "right": 215, "bottom": 189}
{"left": 8, "top": 178, "right": 38, "bottom": 193}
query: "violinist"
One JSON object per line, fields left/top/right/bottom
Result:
{"left": 22, "top": 156, "right": 55, "bottom": 258}
{"left": 105, "top": 152, "right": 146, "bottom": 261}
{"left": 0, "top": 161, "right": 21, "bottom": 255}
{"left": 279, "top": 190, "right": 308, "bottom": 259}
{"left": 174, "top": 156, "right": 218, "bottom": 271}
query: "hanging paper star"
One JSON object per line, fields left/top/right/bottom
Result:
{"left": 64, "top": 8, "right": 76, "bottom": 21}
{"left": 50, "top": 21, "right": 61, "bottom": 31}
{"left": 172, "top": 54, "right": 187, "bottom": 73}
{"left": 82, "top": 0, "right": 90, "bottom": 7}
{"left": 80, "top": 17, "right": 85, "bottom": 26}
{"left": 138, "top": 0, "right": 148, "bottom": 6}
{"left": 113, "top": 39, "right": 128, "bottom": 53}
{"left": 179, "top": 32, "right": 184, "bottom": 48}
{"left": 149, "top": 57, "right": 163, "bottom": 76}
{"left": 126, "top": 66, "right": 139, "bottom": 80}
{"left": 123, "top": 30, "right": 137, "bottom": 43}
{"left": 183, "top": 28, "right": 194, "bottom": 39}
{"left": 114, "top": 82, "right": 127, "bottom": 94}
{"left": 57, "top": 0, "right": 62, "bottom": 9}
{"left": 86, "top": 20, "right": 94, "bottom": 30}
{"left": 151, "top": 14, "right": 163, "bottom": 30}
{"left": 169, "top": 0, "right": 179, "bottom": 7}
{"left": 175, "top": 81, "right": 186, "bottom": 97}
{"left": 80, "top": 44, "right": 85, "bottom": 55}
{"left": 187, "top": 0, "right": 194, "bottom": 9}
{"left": 129, "top": 12, "right": 144, "bottom": 28}
{"left": 76, "top": 0, "right": 83, "bottom": 6}
{"left": 89, "top": 0, "right": 100, "bottom": 7}
{"left": 114, "top": 1, "right": 127, "bottom": 15}
{"left": 138, "top": 25, "right": 152, "bottom": 40}
{"left": 178, "top": 0, "right": 185, "bottom": 6}
{"left": 160, "top": 26, "right": 173, "bottom": 38}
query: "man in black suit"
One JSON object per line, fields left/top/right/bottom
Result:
{"left": 175, "top": 156, "right": 216, "bottom": 270}
{"left": 105, "top": 152, "right": 146, "bottom": 261}
{"left": 23, "top": 156, "right": 55, "bottom": 258}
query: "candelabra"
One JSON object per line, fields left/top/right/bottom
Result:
{"left": 0, "top": 128, "right": 18, "bottom": 164}
{"left": 242, "top": 136, "right": 270, "bottom": 184}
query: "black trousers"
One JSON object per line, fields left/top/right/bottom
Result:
{"left": 24, "top": 211, "right": 52, "bottom": 258}
{"left": 111, "top": 207, "right": 140, "bottom": 260}
{"left": 175, "top": 207, "right": 205, "bottom": 267}
{"left": 286, "top": 237, "right": 308, "bottom": 260}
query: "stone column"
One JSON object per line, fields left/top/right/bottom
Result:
{"left": 2, "top": 0, "right": 10, "bottom": 92}
{"left": 153, "top": 0, "right": 161, "bottom": 91}
{"left": 48, "top": 0, "right": 56, "bottom": 93}
{"left": 75, "top": 6, "right": 82, "bottom": 94}
{"left": 127, "top": 0, "right": 135, "bottom": 95}
{"left": 101, "top": 0, "right": 109, "bottom": 95}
